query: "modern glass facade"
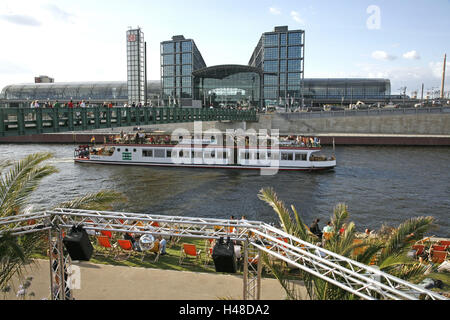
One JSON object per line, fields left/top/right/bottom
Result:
{"left": 249, "top": 26, "right": 305, "bottom": 107}
{"left": 0, "top": 81, "right": 161, "bottom": 103}
{"left": 127, "top": 28, "right": 146, "bottom": 104}
{"left": 302, "top": 79, "right": 391, "bottom": 102}
{"left": 192, "top": 65, "right": 262, "bottom": 108}
{"left": 160, "top": 35, "right": 206, "bottom": 106}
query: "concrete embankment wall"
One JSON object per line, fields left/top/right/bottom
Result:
{"left": 1, "top": 113, "right": 450, "bottom": 145}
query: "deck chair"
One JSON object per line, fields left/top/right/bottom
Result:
{"left": 323, "top": 232, "right": 333, "bottom": 241}
{"left": 431, "top": 250, "right": 447, "bottom": 264}
{"left": 116, "top": 239, "right": 134, "bottom": 260}
{"left": 204, "top": 239, "right": 215, "bottom": 266}
{"left": 179, "top": 243, "right": 202, "bottom": 265}
{"left": 412, "top": 244, "right": 425, "bottom": 257}
{"left": 97, "top": 236, "right": 117, "bottom": 258}
{"left": 101, "top": 230, "right": 112, "bottom": 239}
{"left": 432, "top": 244, "right": 447, "bottom": 251}
{"left": 439, "top": 240, "right": 450, "bottom": 247}
{"left": 142, "top": 240, "right": 161, "bottom": 262}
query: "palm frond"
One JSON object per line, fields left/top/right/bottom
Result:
{"left": 380, "top": 216, "right": 434, "bottom": 263}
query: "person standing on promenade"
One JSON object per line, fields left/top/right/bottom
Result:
{"left": 68, "top": 100, "right": 74, "bottom": 108}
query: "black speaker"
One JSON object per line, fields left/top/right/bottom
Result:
{"left": 63, "top": 225, "right": 93, "bottom": 261}
{"left": 212, "top": 237, "right": 237, "bottom": 273}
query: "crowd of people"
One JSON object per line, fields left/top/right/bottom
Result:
{"left": 281, "top": 135, "right": 321, "bottom": 148}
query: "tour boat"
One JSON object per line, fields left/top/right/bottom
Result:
{"left": 74, "top": 132, "right": 336, "bottom": 171}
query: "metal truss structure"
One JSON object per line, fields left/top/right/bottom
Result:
{"left": 0, "top": 208, "right": 447, "bottom": 301}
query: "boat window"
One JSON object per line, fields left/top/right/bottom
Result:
{"left": 295, "top": 153, "right": 307, "bottom": 161}
{"left": 142, "top": 149, "right": 153, "bottom": 157}
{"left": 133, "top": 149, "right": 137, "bottom": 153}
{"left": 223, "top": 152, "right": 227, "bottom": 159}
{"left": 281, "top": 153, "right": 293, "bottom": 161}
{"left": 166, "top": 150, "right": 172, "bottom": 158}
{"left": 117, "top": 148, "right": 121, "bottom": 152}
{"left": 245, "top": 152, "right": 250, "bottom": 160}
{"left": 210, "top": 151, "right": 215, "bottom": 158}
{"left": 269, "top": 152, "right": 279, "bottom": 160}
{"left": 259, "top": 153, "right": 266, "bottom": 160}
{"left": 179, "top": 150, "right": 183, "bottom": 157}
{"left": 125, "top": 149, "right": 129, "bottom": 152}
{"left": 191, "top": 151, "right": 195, "bottom": 158}
{"left": 194, "top": 151, "right": 203, "bottom": 158}
{"left": 154, "top": 149, "right": 165, "bottom": 158}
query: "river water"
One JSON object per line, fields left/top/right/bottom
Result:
{"left": 0, "top": 144, "right": 448, "bottom": 238}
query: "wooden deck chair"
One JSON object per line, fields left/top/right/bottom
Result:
{"left": 116, "top": 239, "right": 134, "bottom": 260}
{"left": 439, "top": 240, "right": 450, "bottom": 247}
{"left": 432, "top": 245, "right": 447, "bottom": 251}
{"left": 204, "top": 247, "right": 214, "bottom": 267}
{"left": 431, "top": 250, "right": 447, "bottom": 264}
{"left": 142, "top": 240, "right": 161, "bottom": 262}
{"left": 150, "top": 221, "right": 160, "bottom": 227}
{"left": 412, "top": 244, "right": 425, "bottom": 257}
{"left": 97, "top": 236, "right": 117, "bottom": 258}
{"left": 179, "top": 243, "right": 202, "bottom": 265}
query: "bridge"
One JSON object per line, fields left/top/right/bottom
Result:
{"left": 0, "top": 209, "right": 447, "bottom": 300}
{"left": 0, "top": 107, "right": 257, "bottom": 137}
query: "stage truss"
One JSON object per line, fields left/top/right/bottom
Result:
{"left": 0, "top": 208, "right": 447, "bottom": 300}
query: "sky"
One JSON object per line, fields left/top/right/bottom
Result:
{"left": 0, "top": 0, "right": 449, "bottom": 96}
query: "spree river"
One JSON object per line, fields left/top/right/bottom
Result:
{"left": 0, "top": 144, "right": 449, "bottom": 238}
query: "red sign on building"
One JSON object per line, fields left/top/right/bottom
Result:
{"left": 128, "top": 34, "right": 136, "bottom": 42}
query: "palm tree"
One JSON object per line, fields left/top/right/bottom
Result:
{"left": 0, "top": 152, "right": 125, "bottom": 290}
{"left": 258, "top": 187, "right": 435, "bottom": 300}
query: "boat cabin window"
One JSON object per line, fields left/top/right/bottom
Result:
{"left": 166, "top": 150, "right": 172, "bottom": 158}
{"left": 194, "top": 151, "right": 203, "bottom": 158}
{"left": 295, "top": 153, "right": 307, "bottom": 161}
{"left": 117, "top": 148, "right": 121, "bottom": 152}
{"left": 154, "top": 149, "right": 165, "bottom": 158}
{"left": 125, "top": 149, "right": 129, "bottom": 152}
{"left": 223, "top": 152, "right": 227, "bottom": 159}
{"left": 179, "top": 150, "right": 184, "bottom": 157}
{"left": 268, "top": 152, "right": 279, "bottom": 160}
{"left": 259, "top": 153, "right": 266, "bottom": 160}
{"left": 281, "top": 153, "right": 293, "bottom": 161}
{"left": 142, "top": 149, "right": 153, "bottom": 157}
{"left": 133, "top": 149, "right": 137, "bottom": 153}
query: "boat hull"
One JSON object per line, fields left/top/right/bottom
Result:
{"left": 74, "top": 158, "right": 336, "bottom": 171}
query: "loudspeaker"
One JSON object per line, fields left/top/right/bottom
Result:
{"left": 63, "top": 225, "right": 93, "bottom": 261}
{"left": 212, "top": 237, "right": 237, "bottom": 273}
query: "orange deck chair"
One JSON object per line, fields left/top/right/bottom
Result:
{"left": 117, "top": 239, "right": 134, "bottom": 260}
{"left": 431, "top": 250, "right": 447, "bottom": 264}
{"left": 412, "top": 244, "right": 425, "bottom": 257}
{"left": 97, "top": 235, "right": 117, "bottom": 258}
{"left": 179, "top": 243, "right": 202, "bottom": 265}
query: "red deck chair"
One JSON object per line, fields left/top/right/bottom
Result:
{"left": 431, "top": 250, "right": 447, "bottom": 264}
{"left": 412, "top": 244, "right": 425, "bottom": 257}
{"left": 101, "top": 230, "right": 112, "bottom": 239}
{"left": 432, "top": 245, "right": 447, "bottom": 251}
{"left": 179, "top": 243, "right": 202, "bottom": 265}
{"left": 97, "top": 236, "right": 117, "bottom": 258}
{"left": 117, "top": 239, "right": 134, "bottom": 260}
{"left": 439, "top": 240, "right": 450, "bottom": 247}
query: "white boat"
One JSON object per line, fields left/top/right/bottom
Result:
{"left": 74, "top": 133, "right": 336, "bottom": 171}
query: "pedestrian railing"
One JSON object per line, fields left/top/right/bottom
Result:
{"left": 0, "top": 107, "right": 257, "bottom": 137}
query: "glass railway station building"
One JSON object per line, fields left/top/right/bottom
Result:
{"left": 1, "top": 26, "right": 392, "bottom": 108}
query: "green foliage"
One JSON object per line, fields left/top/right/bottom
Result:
{"left": 257, "top": 187, "right": 436, "bottom": 300}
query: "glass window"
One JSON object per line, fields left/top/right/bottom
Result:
{"left": 264, "top": 47, "right": 278, "bottom": 60}
{"left": 163, "top": 54, "right": 174, "bottom": 65}
{"left": 181, "top": 77, "right": 191, "bottom": 87}
{"left": 288, "top": 46, "right": 301, "bottom": 59}
{"left": 182, "top": 65, "right": 192, "bottom": 75}
{"left": 281, "top": 153, "right": 293, "bottom": 160}
{"left": 143, "top": 149, "right": 153, "bottom": 157}
{"left": 280, "top": 60, "right": 287, "bottom": 72}
{"left": 163, "top": 77, "right": 175, "bottom": 87}
{"left": 280, "top": 33, "right": 287, "bottom": 45}
{"left": 175, "top": 54, "right": 181, "bottom": 65}
{"left": 264, "top": 75, "right": 278, "bottom": 86}
{"left": 182, "top": 41, "right": 192, "bottom": 52}
{"left": 162, "top": 43, "right": 174, "bottom": 54}
{"left": 288, "top": 32, "right": 302, "bottom": 45}
{"left": 166, "top": 150, "right": 172, "bottom": 157}
{"left": 280, "top": 47, "right": 287, "bottom": 59}
{"left": 264, "top": 87, "right": 278, "bottom": 99}
{"left": 280, "top": 73, "right": 286, "bottom": 85}
{"left": 288, "top": 60, "right": 301, "bottom": 72}
{"left": 175, "top": 42, "right": 180, "bottom": 52}
{"left": 182, "top": 53, "right": 192, "bottom": 64}
{"left": 287, "top": 73, "right": 301, "bottom": 85}
{"left": 264, "top": 34, "right": 278, "bottom": 47}
{"left": 295, "top": 153, "right": 307, "bottom": 161}
{"left": 264, "top": 60, "right": 278, "bottom": 72}
{"left": 163, "top": 66, "right": 174, "bottom": 76}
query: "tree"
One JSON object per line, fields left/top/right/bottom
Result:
{"left": 0, "top": 152, "right": 125, "bottom": 290}
{"left": 258, "top": 187, "right": 435, "bottom": 300}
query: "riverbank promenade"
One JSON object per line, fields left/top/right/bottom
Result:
{"left": 4, "top": 259, "right": 299, "bottom": 300}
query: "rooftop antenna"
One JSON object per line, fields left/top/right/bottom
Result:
{"left": 441, "top": 53, "right": 447, "bottom": 100}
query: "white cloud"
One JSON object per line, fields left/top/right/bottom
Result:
{"left": 403, "top": 50, "right": 420, "bottom": 60}
{"left": 429, "top": 60, "right": 449, "bottom": 79}
{"left": 371, "top": 50, "right": 396, "bottom": 61}
{"left": 269, "top": 7, "right": 281, "bottom": 15}
{"left": 0, "top": 14, "right": 41, "bottom": 26}
{"left": 42, "top": 4, "right": 76, "bottom": 23}
{"left": 290, "top": 11, "right": 305, "bottom": 25}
